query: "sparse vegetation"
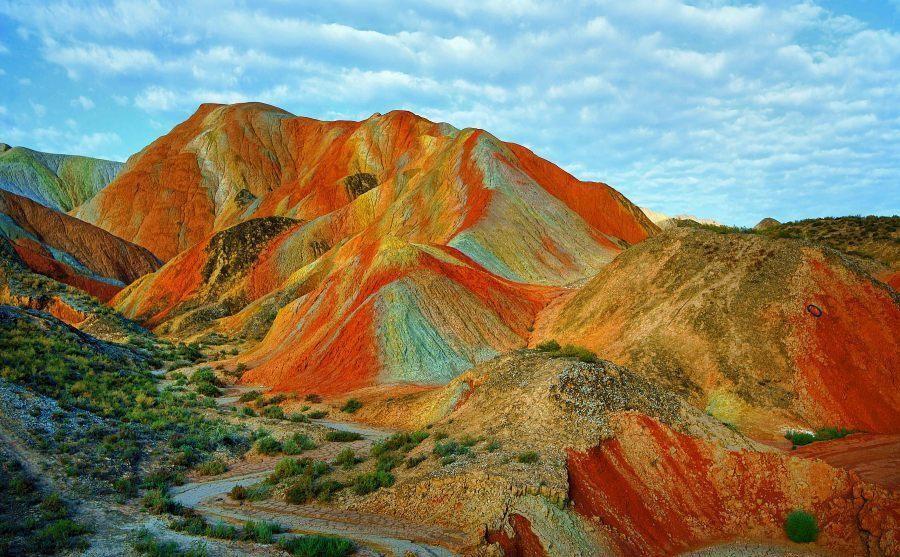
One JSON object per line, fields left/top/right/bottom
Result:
{"left": 194, "top": 459, "right": 227, "bottom": 476}
{"left": 517, "top": 451, "right": 540, "bottom": 464}
{"left": 784, "top": 426, "right": 853, "bottom": 447}
{"left": 131, "top": 528, "right": 208, "bottom": 557}
{"left": 341, "top": 398, "right": 362, "bottom": 414}
{"left": 283, "top": 433, "right": 316, "bottom": 455}
{"left": 535, "top": 339, "right": 561, "bottom": 352}
{"left": 279, "top": 534, "right": 355, "bottom": 557}
{"left": 784, "top": 510, "right": 819, "bottom": 543}
{"left": 238, "top": 390, "right": 261, "bottom": 403}
{"left": 255, "top": 436, "right": 283, "bottom": 455}
{"left": 371, "top": 431, "right": 428, "bottom": 457}
{"left": 352, "top": 470, "right": 394, "bottom": 495}
{"left": 325, "top": 431, "right": 363, "bottom": 442}
{"left": 334, "top": 448, "right": 362, "bottom": 469}
{"left": 535, "top": 340, "right": 598, "bottom": 363}
{"left": 0, "top": 457, "right": 91, "bottom": 556}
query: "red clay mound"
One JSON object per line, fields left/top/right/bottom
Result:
{"left": 568, "top": 413, "right": 899, "bottom": 557}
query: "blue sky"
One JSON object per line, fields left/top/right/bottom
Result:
{"left": 0, "top": 1, "right": 898, "bottom": 226}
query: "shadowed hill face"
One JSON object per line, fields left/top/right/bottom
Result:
{"left": 534, "top": 227, "right": 900, "bottom": 437}
{"left": 0, "top": 190, "right": 161, "bottom": 301}
{"left": 76, "top": 103, "right": 657, "bottom": 275}
{"left": 0, "top": 146, "right": 122, "bottom": 212}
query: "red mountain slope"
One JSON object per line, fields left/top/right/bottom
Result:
{"left": 109, "top": 103, "right": 656, "bottom": 391}
{"left": 0, "top": 190, "right": 161, "bottom": 301}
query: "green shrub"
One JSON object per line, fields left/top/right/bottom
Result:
{"left": 189, "top": 368, "right": 220, "bottom": 387}
{"left": 283, "top": 433, "right": 316, "bottom": 455}
{"left": 238, "top": 391, "right": 261, "bottom": 403}
{"left": 195, "top": 459, "right": 227, "bottom": 476}
{"left": 535, "top": 339, "right": 561, "bottom": 352}
{"left": 405, "top": 455, "right": 427, "bottom": 468}
{"left": 142, "top": 488, "right": 182, "bottom": 515}
{"left": 517, "top": 451, "right": 540, "bottom": 464}
{"left": 334, "top": 448, "right": 361, "bottom": 469}
{"left": 205, "top": 521, "right": 238, "bottom": 540}
{"left": 315, "top": 479, "right": 344, "bottom": 502}
{"left": 131, "top": 529, "right": 207, "bottom": 557}
{"left": 558, "top": 344, "right": 598, "bottom": 363}
{"left": 486, "top": 440, "right": 501, "bottom": 452}
{"left": 195, "top": 382, "right": 221, "bottom": 397}
{"left": 376, "top": 454, "right": 400, "bottom": 472}
{"left": 228, "top": 485, "right": 247, "bottom": 500}
{"left": 353, "top": 470, "right": 394, "bottom": 495}
{"left": 284, "top": 476, "right": 314, "bottom": 504}
{"left": 255, "top": 437, "right": 282, "bottom": 455}
{"left": 270, "top": 458, "right": 306, "bottom": 482}
{"left": 171, "top": 516, "right": 207, "bottom": 536}
{"left": 39, "top": 493, "right": 68, "bottom": 520}
{"left": 243, "top": 483, "right": 272, "bottom": 501}
{"left": 263, "top": 405, "right": 285, "bottom": 420}
{"left": 371, "top": 431, "right": 429, "bottom": 457}
{"left": 325, "top": 431, "right": 363, "bottom": 442}
{"left": 785, "top": 426, "right": 853, "bottom": 447}
{"left": 784, "top": 510, "right": 818, "bottom": 543}
{"left": 307, "top": 410, "right": 328, "bottom": 419}
{"left": 241, "top": 520, "right": 282, "bottom": 544}
{"left": 433, "top": 440, "right": 469, "bottom": 458}
{"left": 341, "top": 399, "right": 362, "bottom": 414}
{"left": 30, "top": 519, "right": 90, "bottom": 553}
{"left": 279, "top": 534, "right": 355, "bottom": 557}
{"left": 288, "top": 413, "right": 309, "bottom": 423}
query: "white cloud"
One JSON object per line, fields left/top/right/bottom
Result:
{"left": 71, "top": 95, "right": 95, "bottom": 110}
{"left": 2, "top": 0, "right": 899, "bottom": 223}
{"left": 30, "top": 101, "right": 46, "bottom": 117}
{"left": 134, "top": 86, "right": 178, "bottom": 111}
{"left": 44, "top": 42, "right": 160, "bottom": 76}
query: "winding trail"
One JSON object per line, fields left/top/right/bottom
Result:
{"left": 170, "top": 416, "right": 463, "bottom": 557}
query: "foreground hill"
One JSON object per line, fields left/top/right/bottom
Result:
{"left": 305, "top": 351, "right": 899, "bottom": 556}
{"left": 533, "top": 227, "right": 900, "bottom": 437}
{"left": 0, "top": 144, "right": 122, "bottom": 212}
{"left": 105, "top": 103, "right": 656, "bottom": 391}
{"left": 0, "top": 190, "right": 161, "bottom": 301}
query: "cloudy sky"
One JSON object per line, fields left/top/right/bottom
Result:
{"left": 0, "top": 1, "right": 898, "bottom": 225}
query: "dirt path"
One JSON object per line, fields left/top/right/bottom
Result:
{"left": 172, "top": 404, "right": 464, "bottom": 557}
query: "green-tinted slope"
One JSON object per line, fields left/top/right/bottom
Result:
{"left": 0, "top": 146, "right": 122, "bottom": 211}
